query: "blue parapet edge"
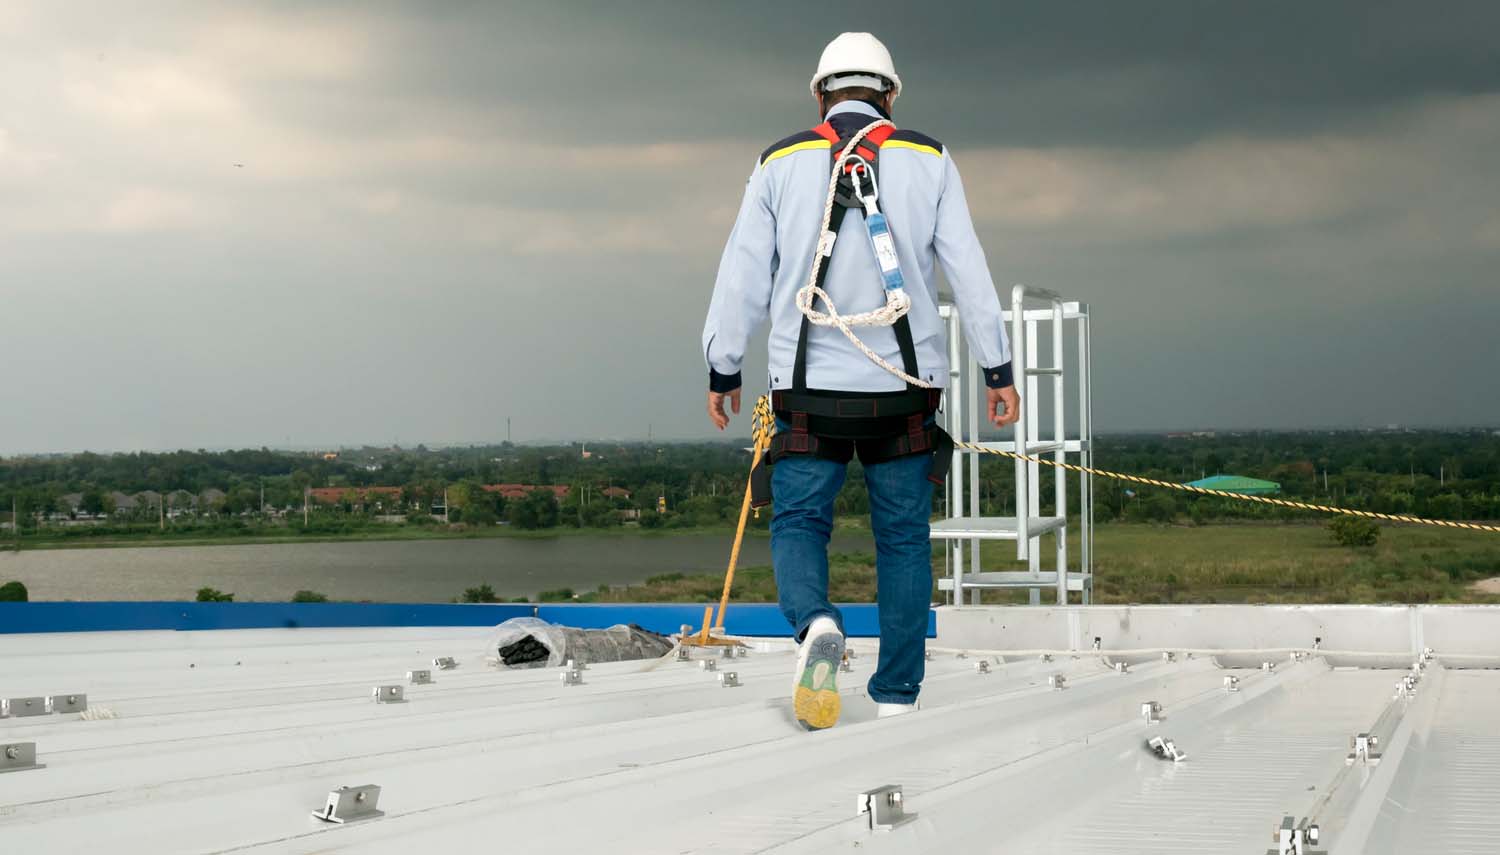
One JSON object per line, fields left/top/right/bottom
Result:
{"left": 0, "top": 602, "right": 935, "bottom": 638}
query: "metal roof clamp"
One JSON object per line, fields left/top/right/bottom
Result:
{"left": 407, "top": 670, "right": 433, "bottom": 685}
{"left": 2, "top": 697, "right": 47, "bottom": 718}
{"left": 1161, "top": 651, "right": 1176, "bottom": 663}
{"left": 1346, "top": 732, "right": 1381, "bottom": 766}
{"left": 925, "top": 650, "right": 933, "bottom": 661}
{"left": 1261, "top": 661, "right": 1276, "bottom": 672}
{"left": 1113, "top": 661, "right": 1128, "bottom": 674}
{"left": 48, "top": 694, "right": 88, "bottom": 714}
{"left": 432, "top": 657, "right": 458, "bottom": 670}
{"left": 1141, "top": 701, "right": 1163, "bottom": 725}
{"left": 561, "top": 667, "right": 584, "bottom": 686}
{"left": 975, "top": 660, "right": 991, "bottom": 675}
{"left": 372, "top": 685, "right": 406, "bottom": 704}
{"left": 846, "top": 648, "right": 857, "bottom": 660}
{"left": 839, "top": 656, "right": 854, "bottom": 674}
{"left": 857, "top": 784, "right": 916, "bottom": 831}
{"left": 720, "top": 646, "right": 737, "bottom": 660}
{"left": 718, "top": 671, "right": 740, "bottom": 688}
{"left": 1224, "top": 675, "right": 1241, "bottom": 693}
{"left": 699, "top": 659, "right": 717, "bottom": 673}
{"left": 313, "top": 785, "right": 384, "bottom": 824}
{"left": 1048, "top": 674, "right": 1067, "bottom": 691}
{"left": 1147, "top": 735, "right": 1186, "bottom": 763}
{"left": 1268, "top": 816, "right": 1324, "bottom": 855}
{"left": 1396, "top": 674, "right": 1419, "bottom": 699}
{"left": 1039, "top": 653, "right": 1052, "bottom": 662}
{"left": 0, "top": 742, "right": 44, "bottom": 774}
{"left": 675, "top": 646, "right": 692, "bottom": 662}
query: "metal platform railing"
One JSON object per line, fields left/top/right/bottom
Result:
{"left": 933, "top": 285, "right": 1094, "bottom": 604}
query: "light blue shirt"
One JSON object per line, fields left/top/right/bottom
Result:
{"left": 702, "top": 100, "right": 1012, "bottom": 393}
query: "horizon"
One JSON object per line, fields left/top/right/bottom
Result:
{"left": 4, "top": 421, "right": 1499, "bottom": 460}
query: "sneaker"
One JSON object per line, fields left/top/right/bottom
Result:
{"left": 877, "top": 701, "right": 920, "bottom": 718}
{"left": 792, "top": 616, "right": 845, "bottom": 731}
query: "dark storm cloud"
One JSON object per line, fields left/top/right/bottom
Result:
{"left": 315, "top": 1, "right": 1500, "bottom": 147}
{"left": 0, "top": 1, "right": 1497, "bottom": 453}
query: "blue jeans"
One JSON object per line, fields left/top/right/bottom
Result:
{"left": 770, "top": 440, "right": 933, "bottom": 705}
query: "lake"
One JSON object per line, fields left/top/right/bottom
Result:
{"left": 0, "top": 533, "right": 877, "bottom": 602}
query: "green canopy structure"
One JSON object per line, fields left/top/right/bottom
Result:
{"left": 1184, "top": 474, "right": 1281, "bottom": 495}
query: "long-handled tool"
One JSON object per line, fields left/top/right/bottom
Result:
{"left": 681, "top": 395, "right": 775, "bottom": 648}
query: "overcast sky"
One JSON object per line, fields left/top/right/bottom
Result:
{"left": 1, "top": 1, "right": 1497, "bottom": 453}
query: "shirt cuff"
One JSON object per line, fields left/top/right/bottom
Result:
{"left": 982, "top": 362, "right": 1014, "bottom": 389}
{"left": 709, "top": 369, "right": 742, "bottom": 394}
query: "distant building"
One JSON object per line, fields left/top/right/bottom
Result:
{"left": 199, "top": 488, "right": 227, "bottom": 508}
{"left": 1184, "top": 475, "right": 1281, "bottom": 495}
{"left": 110, "top": 492, "right": 139, "bottom": 514}
{"left": 482, "top": 484, "right": 571, "bottom": 501}
{"left": 135, "top": 490, "right": 162, "bottom": 510}
{"left": 308, "top": 486, "right": 403, "bottom": 507}
{"left": 59, "top": 493, "right": 84, "bottom": 514}
{"left": 601, "top": 487, "right": 631, "bottom": 500}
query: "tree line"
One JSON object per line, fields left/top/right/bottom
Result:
{"left": 2, "top": 429, "right": 1496, "bottom": 534}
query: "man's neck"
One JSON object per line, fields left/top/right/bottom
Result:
{"left": 823, "top": 98, "right": 889, "bottom": 121}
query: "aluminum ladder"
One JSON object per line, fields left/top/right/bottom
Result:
{"left": 932, "top": 285, "right": 1094, "bottom": 605}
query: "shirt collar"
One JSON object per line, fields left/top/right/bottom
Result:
{"left": 824, "top": 100, "right": 882, "bottom": 121}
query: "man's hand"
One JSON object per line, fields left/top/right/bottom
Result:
{"left": 988, "top": 385, "right": 1021, "bottom": 428}
{"left": 708, "top": 388, "right": 741, "bottom": 431}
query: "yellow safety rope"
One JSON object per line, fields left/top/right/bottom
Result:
{"left": 950, "top": 439, "right": 1500, "bottom": 534}
{"left": 692, "top": 395, "right": 1497, "bottom": 643}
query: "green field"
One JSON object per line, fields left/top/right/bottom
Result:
{"left": 593, "top": 522, "right": 1500, "bottom": 606}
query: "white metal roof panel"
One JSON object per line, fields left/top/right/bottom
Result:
{"left": 2, "top": 608, "right": 1497, "bottom": 853}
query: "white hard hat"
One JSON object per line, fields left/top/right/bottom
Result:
{"left": 810, "top": 32, "right": 902, "bottom": 100}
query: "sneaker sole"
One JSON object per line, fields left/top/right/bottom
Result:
{"left": 794, "top": 631, "right": 845, "bottom": 731}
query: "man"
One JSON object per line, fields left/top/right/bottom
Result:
{"left": 701, "top": 32, "right": 1020, "bottom": 730}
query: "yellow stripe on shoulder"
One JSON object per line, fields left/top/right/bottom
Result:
{"left": 762, "top": 139, "right": 831, "bottom": 164}
{"left": 881, "top": 139, "right": 943, "bottom": 157}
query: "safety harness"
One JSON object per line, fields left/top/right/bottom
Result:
{"left": 750, "top": 116, "right": 952, "bottom": 508}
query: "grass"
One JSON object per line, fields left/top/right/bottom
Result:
{"left": 589, "top": 522, "right": 1500, "bottom": 606}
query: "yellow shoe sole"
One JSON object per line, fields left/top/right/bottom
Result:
{"left": 794, "top": 682, "right": 842, "bottom": 730}
{"left": 793, "top": 631, "right": 845, "bottom": 730}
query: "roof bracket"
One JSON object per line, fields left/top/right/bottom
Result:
{"left": 0, "top": 742, "right": 44, "bottom": 774}
{"left": 1141, "top": 701, "right": 1163, "bottom": 724}
{"left": 561, "top": 667, "right": 584, "bottom": 686}
{"left": 718, "top": 671, "right": 740, "bottom": 688}
{"left": 857, "top": 784, "right": 916, "bottom": 831}
{"left": 432, "top": 657, "right": 458, "bottom": 670}
{"left": 1267, "top": 816, "right": 1324, "bottom": 854}
{"left": 312, "top": 785, "right": 384, "bottom": 824}
{"left": 2, "top": 697, "right": 47, "bottom": 718}
{"left": 1147, "top": 735, "right": 1186, "bottom": 763}
{"left": 48, "top": 693, "right": 88, "bottom": 714}
{"left": 406, "top": 670, "right": 432, "bottom": 685}
{"left": 1346, "top": 732, "right": 1381, "bottom": 766}
{"left": 372, "top": 685, "right": 406, "bottom": 704}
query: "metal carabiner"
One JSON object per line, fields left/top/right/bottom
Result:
{"left": 844, "top": 155, "right": 879, "bottom": 212}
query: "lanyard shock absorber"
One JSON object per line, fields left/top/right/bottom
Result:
{"left": 846, "top": 156, "right": 904, "bottom": 294}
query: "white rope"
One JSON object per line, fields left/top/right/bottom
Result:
{"left": 795, "top": 119, "right": 934, "bottom": 389}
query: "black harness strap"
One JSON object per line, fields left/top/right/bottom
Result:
{"left": 752, "top": 118, "right": 953, "bottom": 507}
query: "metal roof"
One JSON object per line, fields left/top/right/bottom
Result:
{"left": 2, "top": 605, "right": 1497, "bottom": 853}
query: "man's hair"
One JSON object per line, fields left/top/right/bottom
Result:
{"left": 821, "top": 85, "right": 888, "bottom": 108}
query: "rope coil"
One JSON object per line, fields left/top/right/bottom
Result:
{"left": 795, "top": 119, "right": 930, "bottom": 389}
